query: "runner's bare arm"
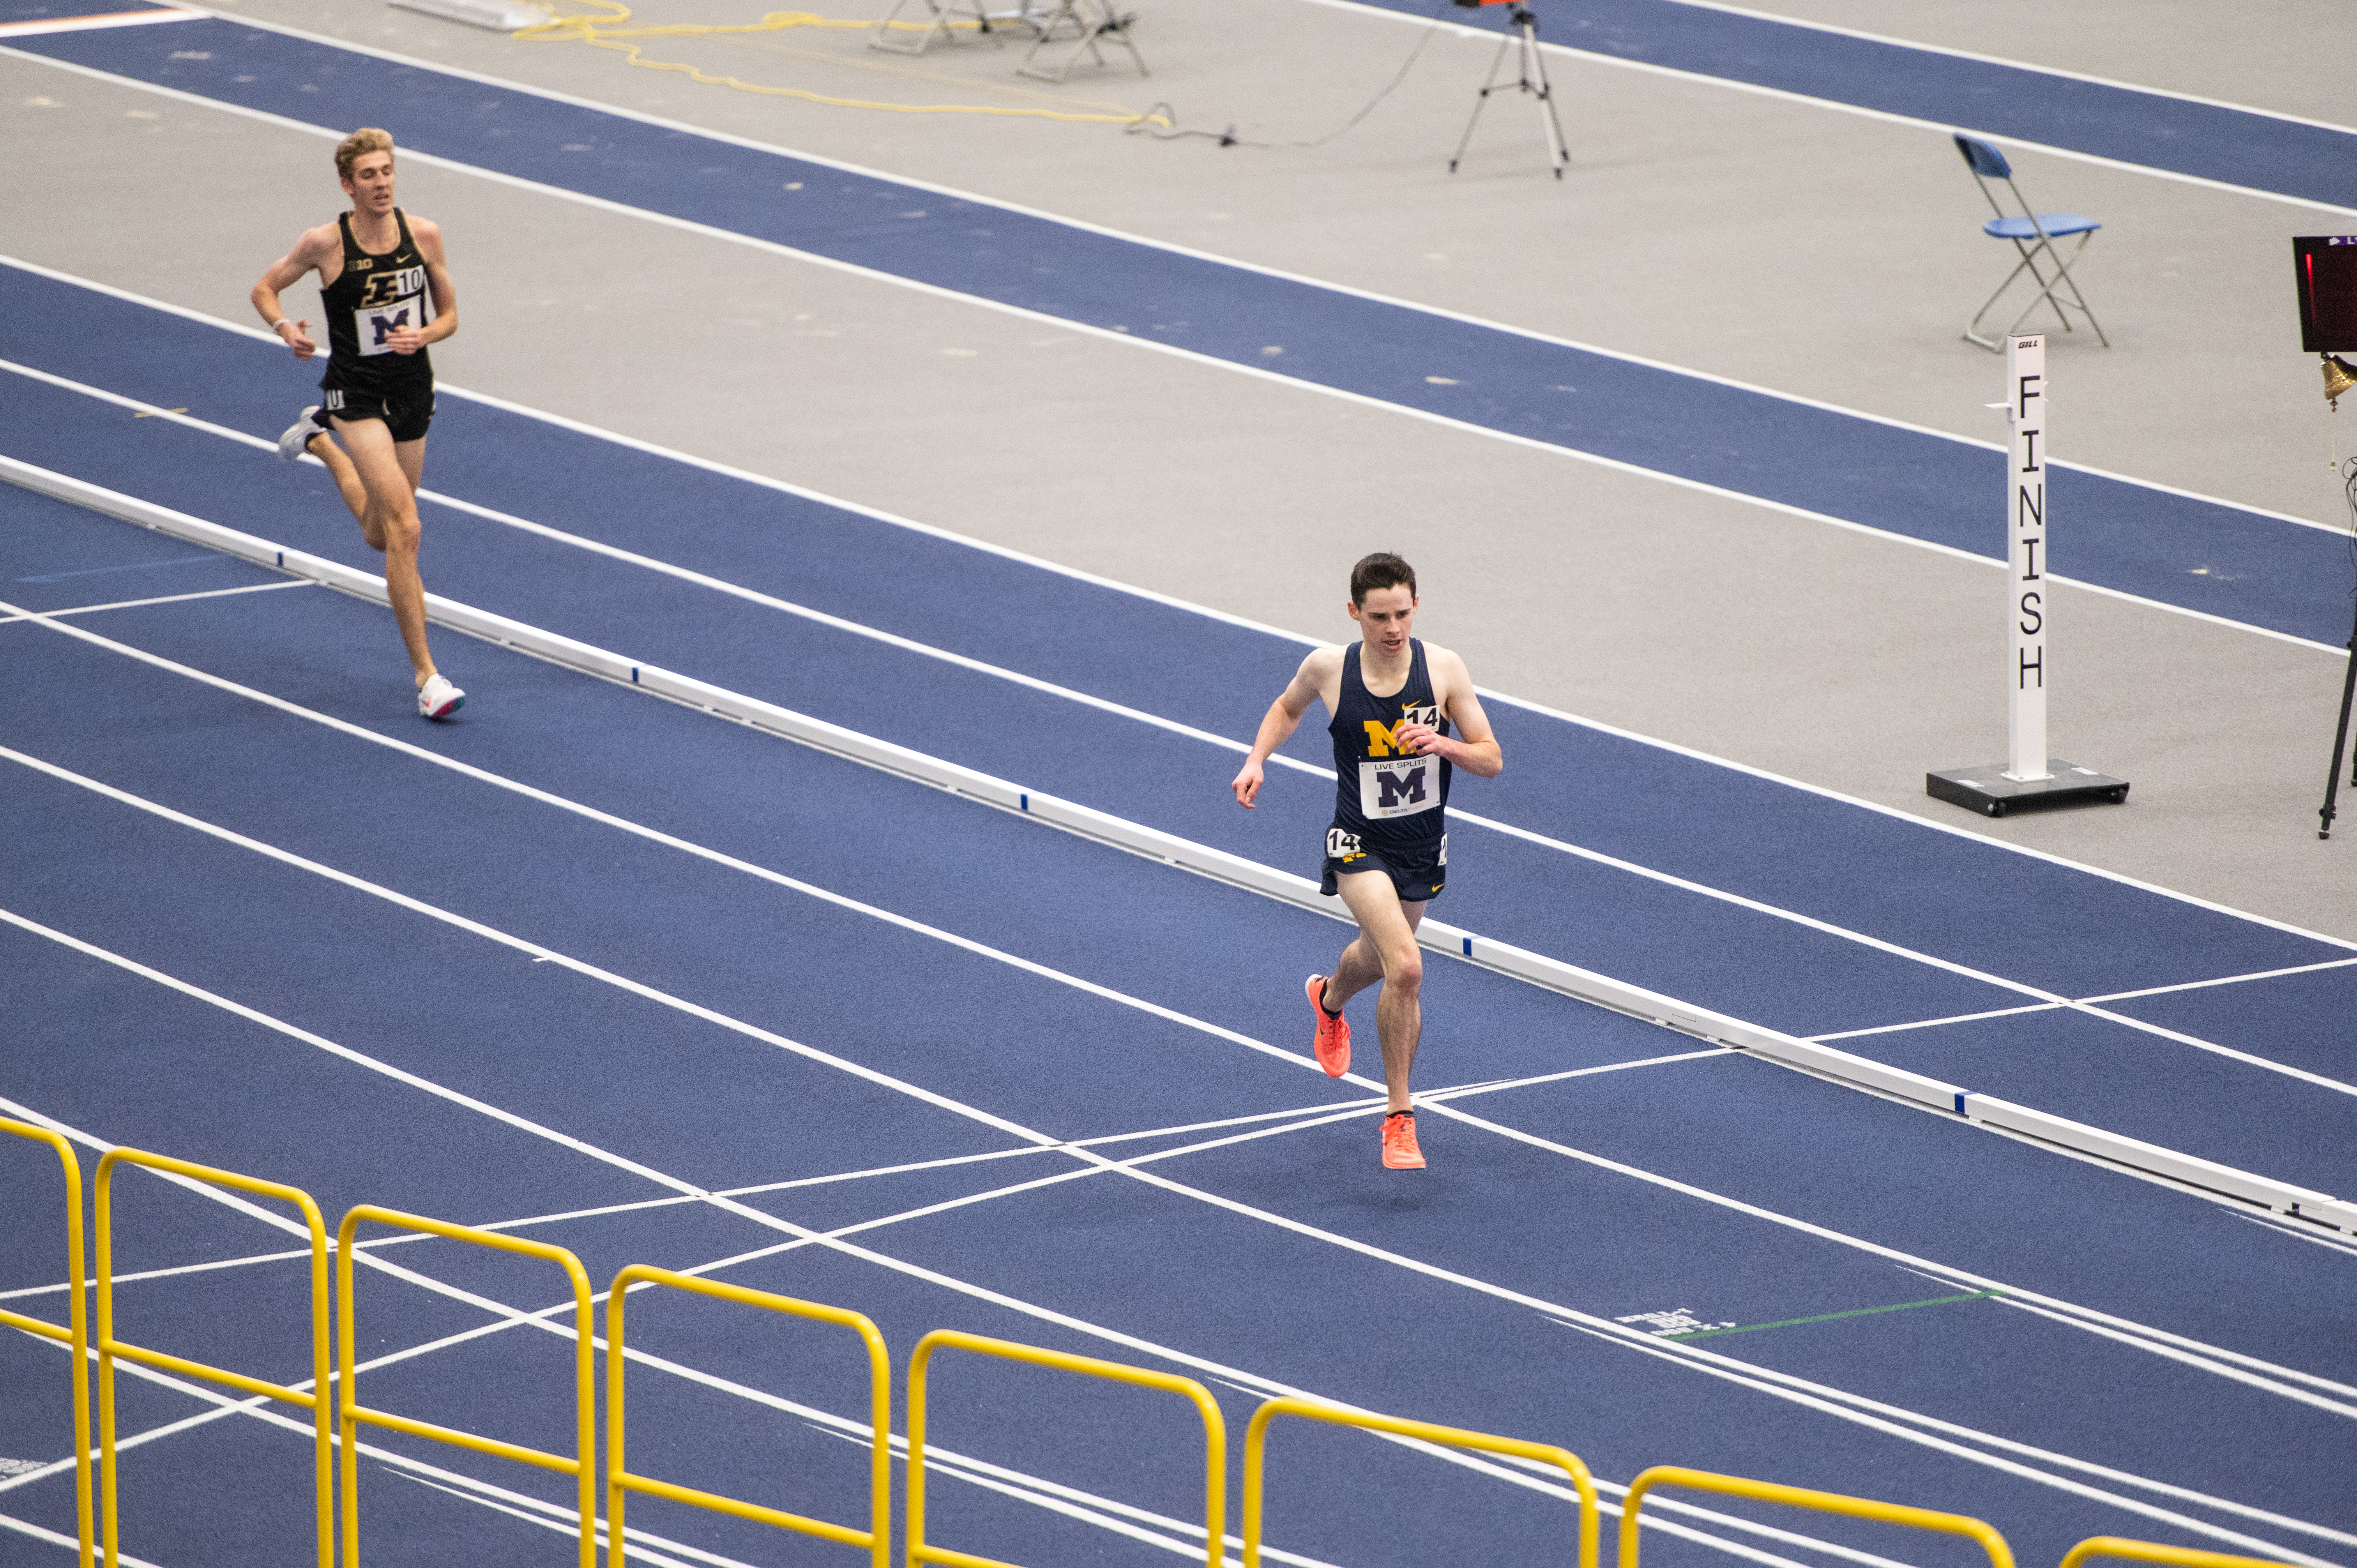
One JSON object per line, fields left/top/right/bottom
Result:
{"left": 250, "top": 224, "right": 339, "bottom": 360}
{"left": 386, "top": 216, "right": 458, "bottom": 356}
{"left": 1394, "top": 646, "right": 1502, "bottom": 778}
{"left": 1232, "top": 647, "right": 1342, "bottom": 808}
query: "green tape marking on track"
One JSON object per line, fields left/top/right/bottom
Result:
{"left": 1664, "top": 1289, "right": 2002, "bottom": 1341}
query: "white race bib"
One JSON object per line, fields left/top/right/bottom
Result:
{"left": 352, "top": 302, "right": 418, "bottom": 357}
{"left": 351, "top": 265, "right": 428, "bottom": 357}
{"left": 1357, "top": 756, "right": 1438, "bottom": 819}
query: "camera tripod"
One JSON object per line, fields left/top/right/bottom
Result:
{"left": 1448, "top": 5, "right": 1569, "bottom": 180}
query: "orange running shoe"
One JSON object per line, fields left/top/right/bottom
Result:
{"left": 1381, "top": 1111, "right": 1425, "bottom": 1170}
{"left": 1306, "top": 974, "right": 1350, "bottom": 1077}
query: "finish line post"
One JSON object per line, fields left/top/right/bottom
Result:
{"left": 1928, "top": 334, "right": 2129, "bottom": 819}
{"left": 2007, "top": 333, "right": 2049, "bottom": 782}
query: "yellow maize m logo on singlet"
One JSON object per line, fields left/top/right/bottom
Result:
{"left": 1360, "top": 703, "right": 1440, "bottom": 756}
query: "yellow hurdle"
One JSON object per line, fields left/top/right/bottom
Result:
{"left": 604, "top": 1266, "right": 891, "bottom": 1568}
{"left": 1, "top": 1119, "right": 94, "bottom": 1568}
{"left": 1241, "top": 1397, "right": 1601, "bottom": 1568}
{"left": 93, "top": 1149, "right": 332, "bottom": 1568}
{"left": 905, "top": 1329, "right": 1228, "bottom": 1568}
{"left": 335, "top": 1206, "right": 597, "bottom": 1568}
{"left": 2060, "top": 1540, "right": 2306, "bottom": 1568}
{"left": 1620, "top": 1466, "right": 2014, "bottom": 1568}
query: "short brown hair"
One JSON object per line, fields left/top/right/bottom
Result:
{"left": 335, "top": 127, "right": 394, "bottom": 183}
{"left": 1350, "top": 552, "right": 1417, "bottom": 605}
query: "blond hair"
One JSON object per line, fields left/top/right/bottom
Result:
{"left": 334, "top": 127, "right": 394, "bottom": 183}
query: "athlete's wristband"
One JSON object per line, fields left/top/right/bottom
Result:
{"left": 271, "top": 318, "right": 291, "bottom": 334}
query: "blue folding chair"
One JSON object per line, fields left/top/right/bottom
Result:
{"left": 1954, "top": 134, "right": 2108, "bottom": 351}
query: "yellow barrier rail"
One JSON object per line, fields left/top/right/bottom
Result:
{"left": 1622, "top": 1467, "right": 2014, "bottom": 1568}
{"left": 2060, "top": 1540, "right": 2304, "bottom": 1568}
{"left": 1242, "top": 1396, "right": 1600, "bottom": 1568}
{"left": 1, "top": 1119, "right": 93, "bottom": 1568}
{"left": 93, "top": 1149, "right": 332, "bottom": 1568}
{"left": 336, "top": 1206, "right": 596, "bottom": 1568}
{"left": 605, "top": 1266, "right": 890, "bottom": 1568}
{"left": 906, "top": 1329, "right": 1228, "bottom": 1568}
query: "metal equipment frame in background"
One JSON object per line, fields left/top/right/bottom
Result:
{"left": 1449, "top": 4, "right": 1569, "bottom": 180}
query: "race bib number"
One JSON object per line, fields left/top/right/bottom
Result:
{"left": 351, "top": 269, "right": 428, "bottom": 357}
{"left": 1325, "top": 828, "right": 1362, "bottom": 862}
{"left": 353, "top": 302, "right": 416, "bottom": 356}
{"left": 1357, "top": 757, "right": 1437, "bottom": 819}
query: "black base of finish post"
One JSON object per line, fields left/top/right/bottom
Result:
{"left": 1926, "top": 760, "right": 2129, "bottom": 819}
{"left": 2317, "top": 600, "right": 2357, "bottom": 839}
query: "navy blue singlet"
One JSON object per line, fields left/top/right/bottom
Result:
{"left": 1327, "top": 639, "right": 1451, "bottom": 862}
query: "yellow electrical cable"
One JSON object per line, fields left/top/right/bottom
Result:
{"left": 517, "top": 1, "right": 1171, "bottom": 127}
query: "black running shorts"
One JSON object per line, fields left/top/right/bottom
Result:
{"left": 318, "top": 384, "right": 435, "bottom": 443}
{"left": 1319, "top": 826, "right": 1446, "bottom": 906}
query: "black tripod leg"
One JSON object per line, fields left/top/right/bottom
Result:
{"left": 2320, "top": 613, "right": 2357, "bottom": 839}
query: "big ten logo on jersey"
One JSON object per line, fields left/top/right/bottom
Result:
{"left": 1325, "top": 828, "right": 1364, "bottom": 863}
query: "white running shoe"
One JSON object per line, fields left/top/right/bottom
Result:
{"left": 417, "top": 673, "right": 466, "bottom": 720}
{"left": 276, "top": 408, "right": 323, "bottom": 463}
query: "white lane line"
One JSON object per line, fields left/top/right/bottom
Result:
{"left": 64, "top": 0, "right": 2357, "bottom": 368}
{"left": 0, "top": 579, "right": 310, "bottom": 625}
{"left": 0, "top": 1051, "right": 1716, "bottom": 1307}
{"left": 1539, "top": 1313, "right": 2353, "bottom": 1563}
{"left": 4, "top": 630, "right": 2349, "bottom": 1401}
{"left": 1813, "top": 1003, "right": 2062, "bottom": 1041}
{"left": 2237, "top": 1213, "right": 2357, "bottom": 1262}
{"left": 8, "top": 261, "right": 2351, "bottom": 953}
{"left": 5, "top": 51, "right": 2349, "bottom": 628}
{"left": 10, "top": 507, "right": 2354, "bottom": 1234}
{"left": 1474, "top": 687, "right": 2357, "bottom": 959}
{"left": 0, "top": 376, "right": 2138, "bottom": 1037}
{"left": 1813, "top": 954, "right": 2357, "bottom": 1042}
{"left": 1288, "top": 0, "right": 2357, "bottom": 220}
{"left": 2082, "top": 956, "right": 2357, "bottom": 1005}
{"left": 1622, "top": 0, "right": 2357, "bottom": 138}
{"left": 0, "top": 1094, "right": 1859, "bottom": 1568}
{"left": 4, "top": 898, "right": 2341, "bottom": 1568}
{"left": 0, "top": 1511, "right": 163, "bottom": 1568}
{"left": 8, "top": 380, "right": 2349, "bottom": 1103}
{"left": 7, "top": 770, "right": 2352, "bottom": 1507}
{"left": 7, "top": 505, "right": 2347, "bottom": 1110}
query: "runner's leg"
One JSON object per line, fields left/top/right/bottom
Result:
{"left": 1330, "top": 871, "right": 1429, "bottom": 1112}
{"left": 329, "top": 414, "right": 437, "bottom": 685}
{"left": 306, "top": 430, "right": 377, "bottom": 547}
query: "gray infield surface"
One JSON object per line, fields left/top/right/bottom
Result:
{"left": 5, "top": 0, "right": 2354, "bottom": 941}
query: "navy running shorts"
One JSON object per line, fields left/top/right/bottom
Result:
{"left": 1319, "top": 826, "right": 1446, "bottom": 906}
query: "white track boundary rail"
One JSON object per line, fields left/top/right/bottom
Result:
{"left": 11, "top": 454, "right": 2353, "bottom": 1236}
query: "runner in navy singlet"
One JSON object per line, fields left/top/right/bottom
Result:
{"left": 251, "top": 127, "right": 466, "bottom": 720}
{"left": 1231, "top": 553, "right": 1503, "bottom": 1170}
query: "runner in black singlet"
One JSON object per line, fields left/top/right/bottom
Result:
{"left": 1232, "top": 554, "right": 1504, "bottom": 1170}
{"left": 252, "top": 127, "right": 466, "bottom": 720}
{"left": 312, "top": 208, "right": 438, "bottom": 443}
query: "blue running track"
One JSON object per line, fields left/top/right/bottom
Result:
{"left": 4, "top": 523, "right": 2353, "bottom": 1568}
{"left": 1343, "top": 0, "right": 2357, "bottom": 210}
{"left": 6, "top": 271, "right": 2354, "bottom": 1197}
{"left": 1, "top": 20, "right": 2348, "bottom": 645}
